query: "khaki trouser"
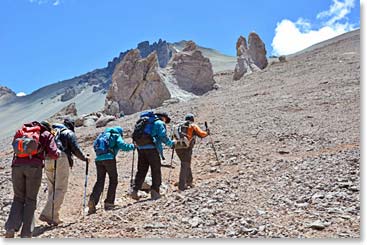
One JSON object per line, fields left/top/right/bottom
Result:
{"left": 176, "top": 147, "right": 193, "bottom": 191}
{"left": 40, "top": 152, "right": 69, "bottom": 222}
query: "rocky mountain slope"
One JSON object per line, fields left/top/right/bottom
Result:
{"left": 0, "top": 29, "right": 360, "bottom": 238}
{"left": 0, "top": 40, "right": 236, "bottom": 139}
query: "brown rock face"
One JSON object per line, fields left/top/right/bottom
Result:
{"left": 233, "top": 37, "right": 260, "bottom": 81}
{"left": 248, "top": 32, "right": 268, "bottom": 69}
{"left": 233, "top": 32, "right": 267, "bottom": 80}
{"left": 49, "top": 102, "right": 78, "bottom": 122}
{"left": 182, "top": 40, "right": 197, "bottom": 52}
{"left": 236, "top": 36, "right": 247, "bottom": 56}
{"left": 105, "top": 49, "right": 171, "bottom": 115}
{"left": 169, "top": 41, "right": 215, "bottom": 95}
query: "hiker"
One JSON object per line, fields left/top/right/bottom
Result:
{"left": 5, "top": 121, "right": 60, "bottom": 238}
{"left": 174, "top": 114, "right": 209, "bottom": 191}
{"left": 88, "top": 126, "right": 135, "bottom": 214}
{"left": 129, "top": 111, "right": 175, "bottom": 200}
{"left": 39, "top": 118, "right": 88, "bottom": 225}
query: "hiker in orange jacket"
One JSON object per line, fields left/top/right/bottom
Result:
{"left": 174, "top": 114, "right": 209, "bottom": 191}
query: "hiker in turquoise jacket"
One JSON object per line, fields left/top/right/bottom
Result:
{"left": 88, "top": 126, "right": 134, "bottom": 214}
{"left": 95, "top": 127, "right": 135, "bottom": 161}
{"left": 137, "top": 117, "right": 175, "bottom": 160}
{"left": 130, "top": 112, "right": 175, "bottom": 200}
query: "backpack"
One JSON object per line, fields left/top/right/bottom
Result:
{"left": 93, "top": 131, "right": 115, "bottom": 156}
{"left": 12, "top": 122, "right": 42, "bottom": 158}
{"left": 132, "top": 111, "right": 157, "bottom": 146}
{"left": 51, "top": 123, "right": 68, "bottom": 152}
{"left": 173, "top": 121, "right": 193, "bottom": 149}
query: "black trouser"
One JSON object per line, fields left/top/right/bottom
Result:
{"left": 89, "top": 159, "right": 118, "bottom": 205}
{"left": 133, "top": 149, "right": 161, "bottom": 193}
{"left": 5, "top": 164, "right": 42, "bottom": 237}
{"left": 176, "top": 147, "right": 193, "bottom": 191}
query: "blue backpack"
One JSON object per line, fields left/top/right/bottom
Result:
{"left": 93, "top": 132, "right": 115, "bottom": 156}
{"left": 132, "top": 111, "right": 157, "bottom": 146}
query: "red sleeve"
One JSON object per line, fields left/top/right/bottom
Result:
{"left": 42, "top": 131, "right": 60, "bottom": 160}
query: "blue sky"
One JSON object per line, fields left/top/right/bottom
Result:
{"left": 0, "top": 0, "right": 360, "bottom": 95}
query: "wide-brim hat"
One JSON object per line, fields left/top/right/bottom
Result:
{"left": 155, "top": 112, "right": 171, "bottom": 124}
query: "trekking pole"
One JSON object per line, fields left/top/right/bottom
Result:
{"left": 83, "top": 154, "right": 90, "bottom": 217}
{"left": 166, "top": 148, "right": 175, "bottom": 193}
{"left": 51, "top": 159, "right": 57, "bottom": 224}
{"left": 205, "top": 122, "right": 219, "bottom": 163}
{"left": 130, "top": 148, "right": 136, "bottom": 190}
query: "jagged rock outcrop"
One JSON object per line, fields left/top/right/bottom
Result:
{"left": 137, "top": 39, "right": 172, "bottom": 68}
{"left": 0, "top": 86, "right": 16, "bottom": 104}
{"left": 168, "top": 41, "right": 215, "bottom": 95}
{"left": 248, "top": 32, "right": 268, "bottom": 69}
{"left": 107, "top": 39, "right": 172, "bottom": 74}
{"left": 233, "top": 33, "right": 267, "bottom": 81}
{"left": 105, "top": 49, "right": 171, "bottom": 115}
{"left": 61, "top": 87, "right": 77, "bottom": 102}
{"left": 49, "top": 102, "right": 78, "bottom": 122}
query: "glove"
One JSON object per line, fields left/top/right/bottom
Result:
{"left": 206, "top": 128, "right": 210, "bottom": 135}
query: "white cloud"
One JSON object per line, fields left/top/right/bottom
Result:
{"left": 317, "top": 0, "right": 355, "bottom": 25}
{"left": 16, "top": 92, "right": 27, "bottom": 97}
{"left": 29, "top": 0, "right": 62, "bottom": 6}
{"left": 272, "top": 0, "right": 358, "bottom": 56}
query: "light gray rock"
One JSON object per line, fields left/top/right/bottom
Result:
{"left": 105, "top": 50, "right": 171, "bottom": 115}
{"left": 168, "top": 41, "right": 215, "bottom": 95}
{"left": 96, "top": 115, "right": 116, "bottom": 128}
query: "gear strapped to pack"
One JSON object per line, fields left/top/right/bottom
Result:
{"left": 12, "top": 122, "right": 42, "bottom": 159}
{"left": 173, "top": 121, "right": 194, "bottom": 149}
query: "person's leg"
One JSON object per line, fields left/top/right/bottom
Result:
{"left": 186, "top": 148, "right": 194, "bottom": 186}
{"left": 5, "top": 166, "right": 26, "bottom": 236}
{"left": 89, "top": 161, "right": 107, "bottom": 205}
{"left": 50, "top": 153, "right": 69, "bottom": 223}
{"left": 176, "top": 149, "right": 190, "bottom": 191}
{"left": 40, "top": 159, "right": 56, "bottom": 221}
{"left": 149, "top": 150, "right": 162, "bottom": 194}
{"left": 21, "top": 165, "right": 42, "bottom": 238}
{"left": 104, "top": 159, "right": 118, "bottom": 205}
{"left": 133, "top": 150, "right": 150, "bottom": 192}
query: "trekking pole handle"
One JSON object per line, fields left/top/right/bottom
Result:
{"left": 205, "top": 121, "right": 208, "bottom": 130}
{"left": 85, "top": 154, "right": 90, "bottom": 174}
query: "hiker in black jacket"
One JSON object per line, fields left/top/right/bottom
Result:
{"left": 39, "top": 118, "right": 88, "bottom": 225}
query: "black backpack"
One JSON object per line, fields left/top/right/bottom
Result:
{"left": 132, "top": 111, "right": 156, "bottom": 146}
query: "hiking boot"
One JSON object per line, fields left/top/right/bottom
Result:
{"left": 88, "top": 199, "right": 96, "bottom": 214}
{"left": 129, "top": 190, "right": 140, "bottom": 200}
{"left": 20, "top": 234, "right": 32, "bottom": 238}
{"left": 104, "top": 202, "right": 115, "bottom": 211}
{"left": 4, "top": 229, "right": 15, "bottom": 238}
{"left": 150, "top": 189, "right": 161, "bottom": 200}
{"left": 187, "top": 182, "right": 195, "bottom": 188}
{"left": 39, "top": 214, "right": 62, "bottom": 226}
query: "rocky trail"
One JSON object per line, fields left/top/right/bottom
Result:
{"left": 0, "top": 30, "right": 360, "bottom": 238}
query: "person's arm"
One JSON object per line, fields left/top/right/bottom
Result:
{"left": 44, "top": 132, "right": 60, "bottom": 160}
{"left": 116, "top": 135, "right": 135, "bottom": 151}
{"left": 156, "top": 122, "right": 174, "bottom": 148}
{"left": 192, "top": 124, "right": 208, "bottom": 138}
{"left": 68, "top": 132, "right": 87, "bottom": 161}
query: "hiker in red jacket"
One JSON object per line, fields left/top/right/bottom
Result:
{"left": 4, "top": 121, "right": 60, "bottom": 238}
